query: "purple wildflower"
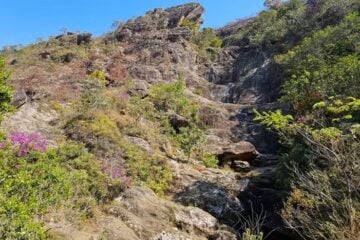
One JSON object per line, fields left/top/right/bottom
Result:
{"left": 102, "top": 159, "right": 131, "bottom": 188}
{"left": 0, "top": 141, "right": 7, "bottom": 149}
{"left": 10, "top": 132, "right": 48, "bottom": 156}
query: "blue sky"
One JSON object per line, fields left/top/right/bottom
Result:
{"left": 0, "top": 0, "right": 265, "bottom": 48}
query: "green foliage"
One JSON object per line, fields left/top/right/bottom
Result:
{"left": 225, "top": 0, "right": 359, "bottom": 52}
{"left": 124, "top": 144, "right": 172, "bottom": 195}
{"left": 310, "top": 97, "right": 360, "bottom": 136}
{"left": 149, "top": 80, "right": 193, "bottom": 116}
{"left": 254, "top": 109, "right": 294, "bottom": 131}
{"left": 281, "top": 135, "right": 360, "bottom": 240}
{"left": 149, "top": 80, "right": 205, "bottom": 161}
{"left": 199, "top": 153, "right": 218, "bottom": 168}
{"left": 90, "top": 69, "right": 106, "bottom": 87}
{"left": 191, "top": 28, "right": 223, "bottom": 63}
{"left": 180, "top": 19, "right": 200, "bottom": 32}
{"left": 0, "top": 56, "right": 13, "bottom": 120}
{"left": 225, "top": 0, "right": 306, "bottom": 49}
{"left": 277, "top": 12, "right": 360, "bottom": 112}
{"left": 176, "top": 119, "right": 204, "bottom": 161}
{"left": 242, "top": 229, "right": 264, "bottom": 240}
{"left": 255, "top": 99, "right": 360, "bottom": 239}
{"left": 0, "top": 140, "right": 108, "bottom": 239}
{"left": 66, "top": 80, "right": 175, "bottom": 194}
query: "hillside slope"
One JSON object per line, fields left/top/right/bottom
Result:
{"left": 1, "top": 1, "right": 359, "bottom": 239}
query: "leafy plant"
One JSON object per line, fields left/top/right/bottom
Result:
{"left": 276, "top": 12, "right": 360, "bottom": 112}
{"left": 180, "top": 19, "right": 200, "bottom": 32}
{"left": 200, "top": 153, "right": 218, "bottom": 168}
{"left": 176, "top": 121, "right": 204, "bottom": 161}
{"left": 254, "top": 98, "right": 360, "bottom": 239}
{"left": 191, "top": 28, "right": 223, "bottom": 63}
{"left": 0, "top": 135, "right": 110, "bottom": 239}
{"left": 0, "top": 56, "right": 13, "bottom": 120}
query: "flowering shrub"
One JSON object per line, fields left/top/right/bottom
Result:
{"left": 10, "top": 132, "right": 48, "bottom": 156}
{"left": 102, "top": 160, "right": 132, "bottom": 189}
{"left": 0, "top": 139, "right": 112, "bottom": 239}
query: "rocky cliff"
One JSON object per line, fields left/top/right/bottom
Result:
{"left": 2, "top": 3, "right": 288, "bottom": 239}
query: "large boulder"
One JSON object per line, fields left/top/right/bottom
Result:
{"left": 123, "top": 136, "right": 152, "bottom": 154}
{"left": 12, "top": 89, "right": 28, "bottom": 108}
{"left": 175, "top": 181, "right": 244, "bottom": 228}
{"left": 53, "top": 32, "right": 92, "bottom": 46}
{"left": 76, "top": 32, "right": 92, "bottom": 45}
{"left": 175, "top": 206, "right": 217, "bottom": 233}
{"left": 218, "top": 141, "right": 258, "bottom": 165}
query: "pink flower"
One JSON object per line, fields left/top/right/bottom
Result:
{"left": 10, "top": 132, "right": 48, "bottom": 156}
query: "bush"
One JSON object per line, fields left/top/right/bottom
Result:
{"left": 255, "top": 98, "right": 360, "bottom": 239}
{"left": 180, "top": 19, "right": 200, "bottom": 32}
{"left": 276, "top": 12, "right": 360, "bottom": 112}
{"left": 0, "top": 56, "right": 13, "bottom": 120}
{"left": 148, "top": 80, "right": 205, "bottom": 161}
{"left": 176, "top": 123, "right": 204, "bottom": 161}
{"left": 124, "top": 144, "right": 172, "bottom": 195}
{"left": 149, "top": 80, "right": 193, "bottom": 116}
{"left": 200, "top": 153, "right": 218, "bottom": 168}
{"left": 191, "top": 28, "right": 223, "bottom": 63}
{"left": 0, "top": 134, "right": 109, "bottom": 239}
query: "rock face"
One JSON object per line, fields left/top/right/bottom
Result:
{"left": 115, "top": 3, "right": 204, "bottom": 41}
{"left": 47, "top": 186, "right": 237, "bottom": 239}
{"left": 203, "top": 41, "right": 282, "bottom": 105}
{"left": 112, "top": 3, "right": 204, "bottom": 95}
{"left": 1, "top": 103, "right": 60, "bottom": 144}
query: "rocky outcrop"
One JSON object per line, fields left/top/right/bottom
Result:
{"left": 12, "top": 89, "right": 28, "bottom": 107}
{"left": 168, "top": 113, "right": 189, "bottom": 132}
{"left": 111, "top": 3, "right": 205, "bottom": 95}
{"left": 218, "top": 141, "right": 258, "bottom": 164}
{"left": 47, "top": 186, "right": 237, "bottom": 239}
{"left": 124, "top": 136, "right": 152, "bottom": 154}
{"left": 216, "top": 18, "right": 254, "bottom": 37}
{"left": 204, "top": 41, "right": 282, "bottom": 105}
{"left": 115, "top": 3, "right": 204, "bottom": 41}
{"left": 1, "top": 103, "right": 60, "bottom": 144}
{"left": 53, "top": 32, "right": 92, "bottom": 45}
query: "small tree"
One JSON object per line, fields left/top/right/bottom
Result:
{"left": 0, "top": 56, "right": 13, "bottom": 120}
{"left": 177, "top": 124, "right": 203, "bottom": 161}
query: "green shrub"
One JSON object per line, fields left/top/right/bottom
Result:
{"left": 90, "top": 69, "right": 106, "bottom": 87}
{"left": 176, "top": 116, "right": 204, "bottom": 161}
{"left": 180, "top": 19, "right": 200, "bottom": 32}
{"left": 276, "top": 12, "right": 360, "bottom": 112}
{"left": 0, "top": 138, "right": 109, "bottom": 239}
{"left": 0, "top": 56, "right": 13, "bottom": 120}
{"left": 149, "top": 80, "right": 193, "bottom": 116}
{"left": 242, "top": 229, "right": 264, "bottom": 240}
{"left": 191, "top": 28, "right": 223, "bottom": 63}
{"left": 122, "top": 143, "right": 172, "bottom": 195}
{"left": 148, "top": 80, "right": 205, "bottom": 161}
{"left": 255, "top": 99, "right": 360, "bottom": 239}
{"left": 200, "top": 153, "right": 218, "bottom": 168}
